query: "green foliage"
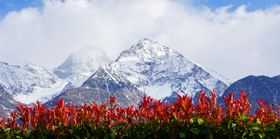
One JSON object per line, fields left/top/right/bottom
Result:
{"left": 0, "top": 118, "right": 279, "bottom": 139}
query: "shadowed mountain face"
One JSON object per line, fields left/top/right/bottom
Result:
{"left": 46, "top": 67, "right": 144, "bottom": 107}
{"left": 0, "top": 85, "right": 17, "bottom": 117}
{"left": 222, "top": 75, "right": 280, "bottom": 110}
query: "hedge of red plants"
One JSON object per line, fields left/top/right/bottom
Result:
{"left": 0, "top": 91, "right": 279, "bottom": 138}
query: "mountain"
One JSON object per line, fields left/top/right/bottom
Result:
{"left": 0, "top": 61, "right": 67, "bottom": 104}
{"left": 54, "top": 48, "right": 111, "bottom": 90}
{"left": 222, "top": 75, "right": 280, "bottom": 110}
{"left": 47, "top": 67, "right": 144, "bottom": 107}
{"left": 49, "top": 38, "right": 229, "bottom": 106}
{"left": 0, "top": 85, "right": 17, "bottom": 117}
{"left": 0, "top": 49, "right": 112, "bottom": 115}
{"left": 0, "top": 62, "right": 56, "bottom": 94}
{"left": 0, "top": 38, "right": 231, "bottom": 112}
{"left": 110, "top": 38, "right": 229, "bottom": 100}
{"left": 0, "top": 48, "right": 111, "bottom": 105}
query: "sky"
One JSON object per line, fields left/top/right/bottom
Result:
{"left": 193, "top": 0, "right": 280, "bottom": 11}
{"left": 0, "top": 0, "right": 280, "bottom": 81}
{"left": 0, "top": 0, "right": 43, "bottom": 18}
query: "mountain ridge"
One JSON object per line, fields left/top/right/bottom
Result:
{"left": 222, "top": 75, "right": 280, "bottom": 110}
{"left": 49, "top": 38, "right": 229, "bottom": 106}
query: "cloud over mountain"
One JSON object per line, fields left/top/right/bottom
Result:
{"left": 0, "top": 0, "right": 280, "bottom": 80}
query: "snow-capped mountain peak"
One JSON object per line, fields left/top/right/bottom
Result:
{"left": 116, "top": 38, "right": 181, "bottom": 62}
{"left": 53, "top": 48, "right": 112, "bottom": 90}
{"left": 111, "top": 39, "right": 195, "bottom": 86}
{"left": 0, "top": 38, "right": 231, "bottom": 114}
{"left": 107, "top": 38, "right": 229, "bottom": 99}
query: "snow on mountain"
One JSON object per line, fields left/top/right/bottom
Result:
{"left": 54, "top": 38, "right": 229, "bottom": 107}
{"left": 111, "top": 38, "right": 194, "bottom": 85}
{"left": 54, "top": 48, "right": 111, "bottom": 89}
{"left": 141, "top": 84, "right": 171, "bottom": 100}
{"left": 0, "top": 48, "right": 111, "bottom": 105}
{"left": 14, "top": 80, "right": 68, "bottom": 104}
{"left": 0, "top": 62, "right": 57, "bottom": 94}
{"left": 198, "top": 65, "right": 231, "bottom": 86}
{"left": 0, "top": 38, "right": 230, "bottom": 109}
{"left": 0, "top": 61, "right": 67, "bottom": 104}
{"left": 109, "top": 38, "right": 229, "bottom": 99}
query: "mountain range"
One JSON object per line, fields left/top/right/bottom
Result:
{"left": 223, "top": 75, "right": 280, "bottom": 110}
{"left": 46, "top": 39, "right": 230, "bottom": 107}
{"left": 0, "top": 38, "right": 279, "bottom": 116}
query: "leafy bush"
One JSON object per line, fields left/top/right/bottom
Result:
{"left": 0, "top": 91, "right": 279, "bottom": 138}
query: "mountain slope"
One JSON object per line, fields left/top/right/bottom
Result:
{"left": 0, "top": 62, "right": 56, "bottom": 94}
{"left": 0, "top": 85, "right": 17, "bottom": 117}
{"left": 47, "top": 67, "right": 144, "bottom": 107}
{"left": 222, "top": 75, "right": 280, "bottom": 110}
{"left": 0, "top": 61, "right": 66, "bottom": 104}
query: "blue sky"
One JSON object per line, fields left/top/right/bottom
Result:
{"left": 0, "top": 0, "right": 43, "bottom": 18}
{"left": 1, "top": 0, "right": 280, "bottom": 18}
{"left": 192, "top": 0, "right": 280, "bottom": 11}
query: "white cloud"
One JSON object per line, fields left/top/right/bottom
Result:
{"left": 0, "top": 0, "right": 280, "bottom": 81}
